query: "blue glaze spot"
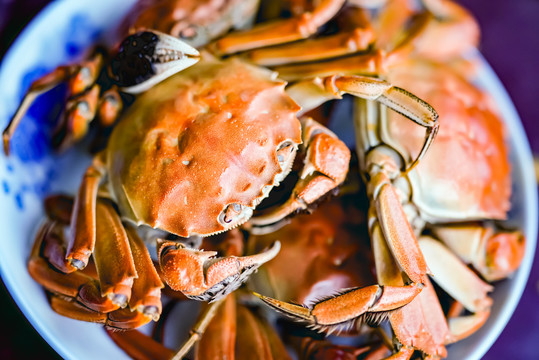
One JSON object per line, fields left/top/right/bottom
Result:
{"left": 64, "top": 14, "right": 101, "bottom": 57}
{"left": 2, "top": 181, "right": 9, "bottom": 194}
{"left": 15, "top": 193, "right": 24, "bottom": 210}
{"left": 34, "top": 182, "right": 50, "bottom": 197}
{"left": 6, "top": 164, "right": 14, "bottom": 173}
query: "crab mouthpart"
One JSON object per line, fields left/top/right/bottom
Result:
{"left": 110, "top": 30, "right": 200, "bottom": 93}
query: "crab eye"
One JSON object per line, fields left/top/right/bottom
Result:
{"left": 276, "top": 141, "right": 295, "bottom": 168}
{"left": 220, "top": 203, "right": 243, "bottom": 224}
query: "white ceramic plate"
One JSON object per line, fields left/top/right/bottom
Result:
{"left": 0, "top": 1, "right": 536, "bottom": 359}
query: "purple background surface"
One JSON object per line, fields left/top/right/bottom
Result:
{"left": 0, "top": 0, "right": 537, "bottom": 359}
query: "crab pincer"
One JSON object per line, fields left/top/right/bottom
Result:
{"left": 253, "top": 283, "right": 421, "bottom": 334}
{"left": 110, "top": 30, "right": 200, "bottom": 93}
{"left": 158, "top": 240, "right": 281, "bottom": 302}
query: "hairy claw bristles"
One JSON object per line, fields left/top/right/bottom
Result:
{"left": 308, "top": 311, "right": 391, "bottom": 335}
{"left": 256, "top": 287, "right": 394, "bottom": 336}
{"left": 303, "top": 287, "right": 359, "bottom": 308}
{"left": 188, "top": 266, "right": 257, "bottom": 302}
{"left": 360, "top": 310, "right": 390, "bottom": 327}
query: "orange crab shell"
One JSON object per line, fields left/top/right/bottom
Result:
{"left": 385, "top": 60, "right": 511, "bottom": 221}
{"left": 249, "top": 196, "right": 374, "bottom": 306}
{"left": 106, "top": 58, "right": 302, "bottom": 237}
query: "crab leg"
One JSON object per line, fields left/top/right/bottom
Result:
{"left": 3, "top": 35, "right": 199, "bottom": 155}
{"left": 158, "top": 240, "right": 281, "bottom": 302}
{"left": 288, "top": 75, "right": 439, "bottom": 151}
{"left": 107, "top": 328, "right": 173, "bottom": 360}
{"left": 418, "top": 236, "right": 493, "bottom": 314}
{"left": 415, "top": 236, "right": 494, "bottom": 343}
{"left": 32, "top": 194, "right": 165, "bottom": 325}
{"left": 28, "top": 221, "right": 94, "bottom": 298}
{"left": 213, "top": 0, "right": 346, "bottom": 55}
{"left": 97, "top": 86, "right": 123, "bottom": 127}
{"left": 432, "top": 225, "right": 526, "bottom": 282}
{"left": 285, "top": 75, "right": 437, "bottom": 285}
{"left": 29, "top": 221, "right": 129, "bottom": 315}
{"left": 369, "top": 172, "right": 429, "bottom": 285}
{"left": 54, "top": 84, "right": 101, "bottom": 150}
{"left": 195, "top": 293, "right": 237, "bottom": 359}
{"left": 93, "top": 199, "right": 137, "bottom": 308}
{"left": 254, "top": 283, "right": 420, "bottom": 334}
{"left": 3, "top": 53, "right": 103, "bottom": 155}
{"left": 44, "top": 195, "right": 75, "bottom": 225}
{"left": 309, "top": 75, "right": 437, "bottom": 282}
{"left": 50, "top": 294, "right": 155, "bottom": 329}
{"left": 66, "top": 154, "right": 106, "bottom": 271}
{"left": 245, "top": 27, "right": 375, "bottom": 66}
{"left": 125, "top": 224, "right": 164, "bottom": 320}
{"left": 250, "top": 117, "right": 350, "bottom": 226}
{"left": 445, "top": 301, "right": 490, "bottom": 344}
{"left": 49, "top": 294, "right": 108, "bottom": 324}
{"left": 275, "top": 51, "right": 382, "bottom": 82}
{"left": 372, "top": 226, "right": 450, "bottom": 358}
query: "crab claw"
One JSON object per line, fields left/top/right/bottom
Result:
{"left": 250, "top": 118, "right": 350, "bottom": 226}
{"left": 254, "top": 283, "right": 421, "bottom": 334}
{"left": 158, "top": 240, "right": 280, "bottom": 302}
{"left": 109, "top": 30, "right": 200, "bottom": 94}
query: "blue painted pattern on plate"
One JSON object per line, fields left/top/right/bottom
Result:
{"left": 1, "top": 13, "right": 101, "bottom": 210}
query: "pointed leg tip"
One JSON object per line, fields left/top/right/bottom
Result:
{"left": 3, "top": 134, "right": 10, "bottom": 156}
{"left": 252, "top": 291, "right": 278, "bottom": 307}
{"left": 68, "top": 258, "right": 87, "bottom": 271}
{"left": 108, "top": 293, "right": 129, "bottom": 308}
{"left": 141, "top": 305, "right": 161, "bottom": 322}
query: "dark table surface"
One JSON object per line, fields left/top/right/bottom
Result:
{"left": 0, "top": 1, "right": 537, "bottom": 359}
